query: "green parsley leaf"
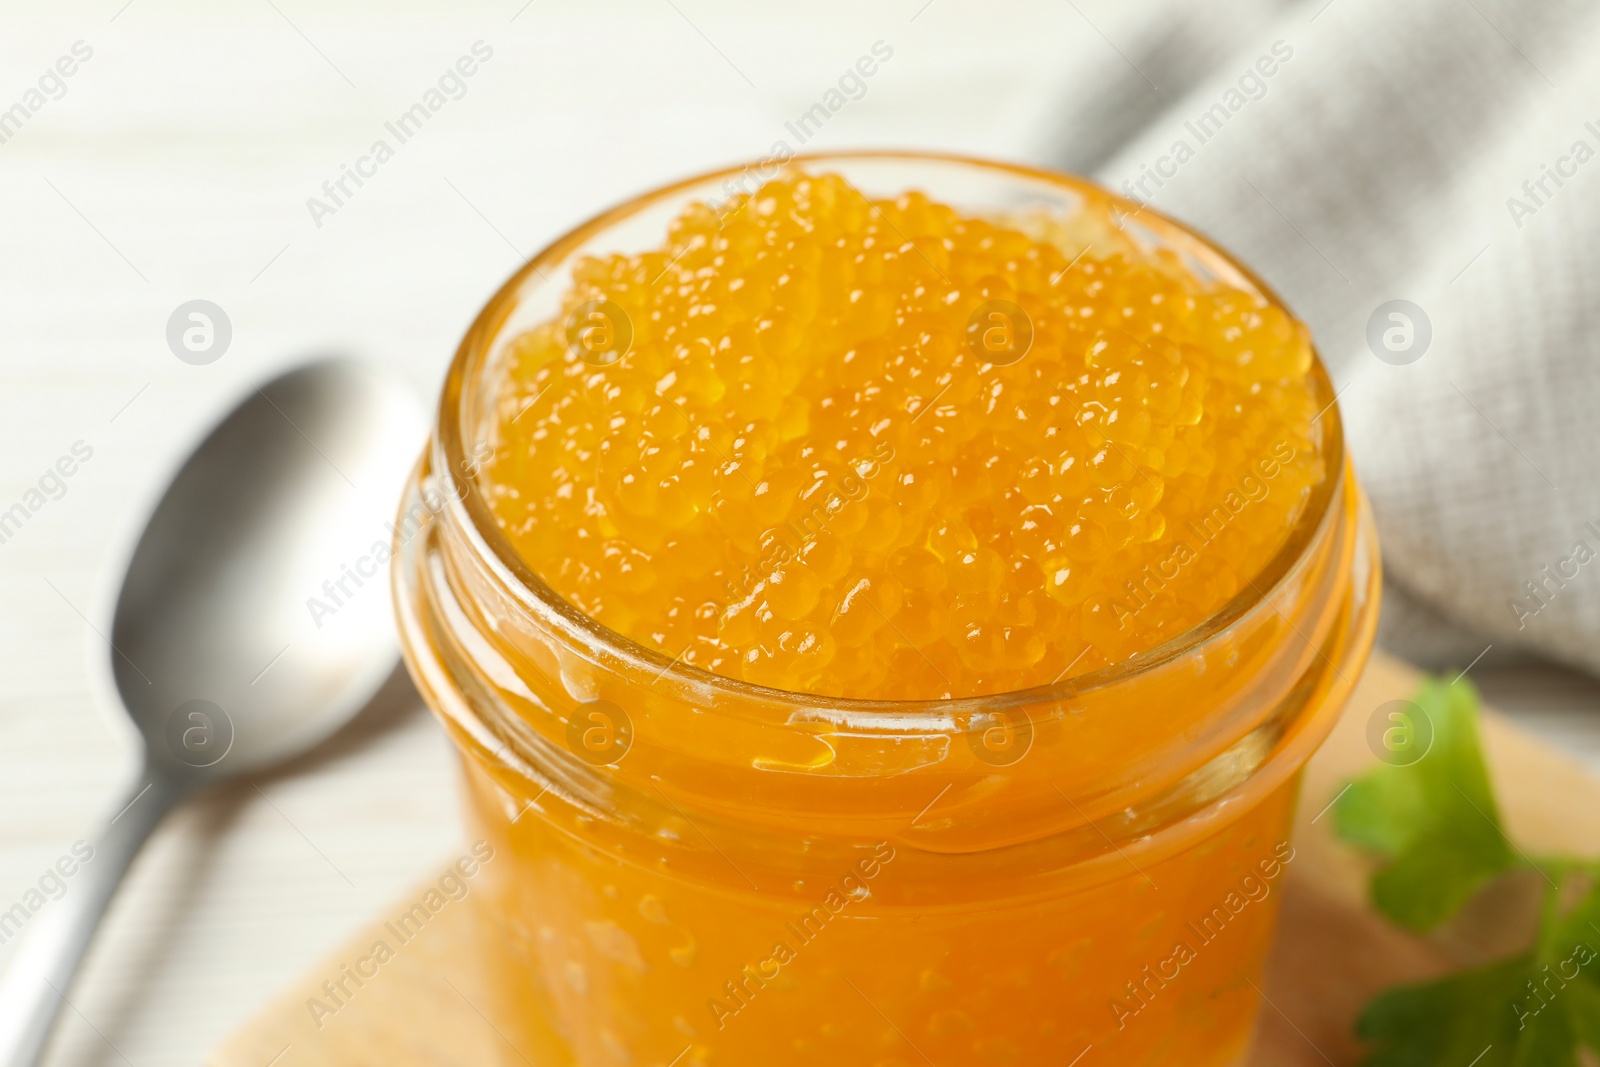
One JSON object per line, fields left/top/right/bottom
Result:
{"left": 1356, "top": 881, "right": 1600, "bottom": 1067}
{"left": 1334, "top": 677, "right": 1517, "bottom": 931}
{"left": 1356, "top": 953, "right": 1529, "bottom": 1066}
{"left": 1336, "top": 675, "right": 1600, "bottom": 1065}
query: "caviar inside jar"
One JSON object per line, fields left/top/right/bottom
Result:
{"left": 483, "top": 170, "right": 1326, "bottom": 700}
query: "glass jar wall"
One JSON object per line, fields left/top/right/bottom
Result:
{"left": 393, "top": 153, "right": 1380, "bottom": 1067}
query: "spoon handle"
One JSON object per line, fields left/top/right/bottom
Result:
{"left": 0, "top": 767, "right": 184, "bottom": 1067}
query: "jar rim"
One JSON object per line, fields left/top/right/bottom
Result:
{"left": 430, "top": 148, "right": 1346, "bottom": 715}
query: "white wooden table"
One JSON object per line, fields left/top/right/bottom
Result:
{"left": 3, "top": 4, "right": 1596, "bottom": 1065}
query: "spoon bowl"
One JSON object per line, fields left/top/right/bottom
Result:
{"left": 0, "top": 358, "right": 424, "bottom": 1066}
{"left": 112, "top": 360, "right": 421, "bottom": 778}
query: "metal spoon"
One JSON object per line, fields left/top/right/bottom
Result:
{"left": 0, "top": 359, "right": 425, "bottom": 1066}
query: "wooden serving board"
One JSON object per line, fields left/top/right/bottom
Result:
{"left": 209, "top": 652, "right": 1600, "bottom": 1067}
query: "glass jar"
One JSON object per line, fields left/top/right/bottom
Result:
{"left": 393, "top": 152, "right": 1380, "bottom": 1067}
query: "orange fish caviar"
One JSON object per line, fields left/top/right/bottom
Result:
{"left": 483, "top": 170, "right": 1326, "bottom": 699}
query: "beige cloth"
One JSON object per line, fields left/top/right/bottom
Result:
{"left": 1066, "top": 0, "right": 1600, "bottom": 675}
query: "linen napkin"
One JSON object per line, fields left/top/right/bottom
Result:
{"left": 1061, "top": 0, "right": 1600, "bottom": 675}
